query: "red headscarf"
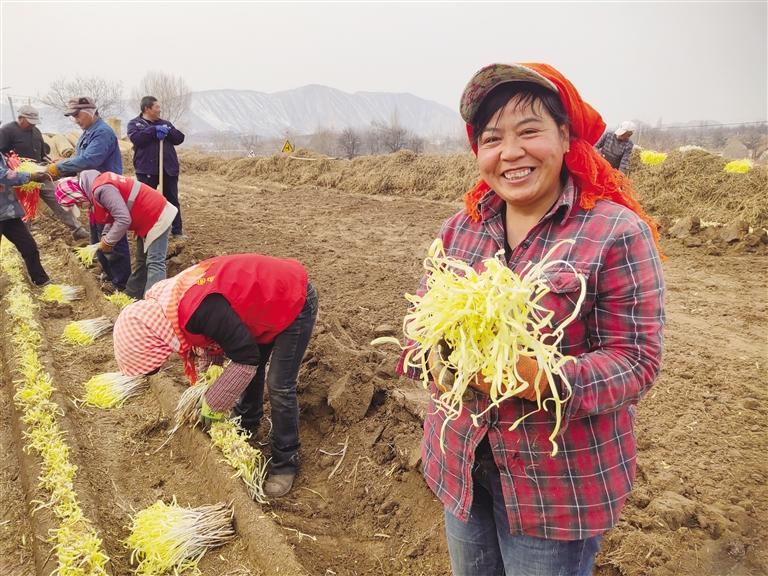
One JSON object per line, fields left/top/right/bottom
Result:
{"left": 462, "top": 62, "right": 662, "bottom": 255}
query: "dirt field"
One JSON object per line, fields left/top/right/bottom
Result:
{"left": 1, "top": 166, "right": 766, "bottom": 576}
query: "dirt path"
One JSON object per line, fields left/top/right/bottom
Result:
{"left": 1, "top": 171, "right": 765, "bottom": 576}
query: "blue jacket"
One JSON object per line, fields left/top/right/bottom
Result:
{"left": 0, "top": 153, "right": 31, "bottom": 221}
{"left": 127, "top": 115, "right": 185, "bottom": 177}
{"left": 57, "top": 117, "right": 123, "bottom": 175}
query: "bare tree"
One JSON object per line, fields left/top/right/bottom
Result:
{"left": 132, "top": 71, "right": 191, "bottom": 124}
{"left": 338, "top": 127, "right": 362, "bottom": 158}
{"left": 42, "top": 76, "right": 124, "bottom": 117}
{"left": 374, "top": 110, "right": 409, "bottom": 153}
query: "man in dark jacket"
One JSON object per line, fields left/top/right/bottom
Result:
{"left": 0, "top": 105, "right": 88, "bottom": 239}
{"left": 127, "top": 97, "right": 186, "bottom": 237}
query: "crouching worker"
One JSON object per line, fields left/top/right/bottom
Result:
{"left": 54, "top": 170, "right": 176, "bottom": 298}
{"left": 112, "top": 253, "right": 319, "bottom": 497}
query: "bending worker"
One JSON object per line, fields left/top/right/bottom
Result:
{"left": 113, "top": 253, "right": 318, "bottom": 498}
{"left": 54, "top": 170, "right": 176, "bottom": 298}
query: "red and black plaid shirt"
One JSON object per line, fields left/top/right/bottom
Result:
{"left": 398, "top": 179, "right": 665, "bottom": 540}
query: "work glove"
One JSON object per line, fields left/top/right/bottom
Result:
{"left": 45, "top": 163, "right": 59, "bottom": 179}
{"left": 155, "top": 125, "right": 170, "bottom": 140}
{"left": 428, "top": 339, "right": 545, "bottom": 401}
{"left": 98, "top": 238, "right": 114, "bottom": 253}
{"left": 198, "top": 394, "right": 227, "bottom": 430}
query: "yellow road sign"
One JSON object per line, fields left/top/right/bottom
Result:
{"left": 281, "top": 140, "right": 294, "bottom": 154}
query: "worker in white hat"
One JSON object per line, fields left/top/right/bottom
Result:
{"left": 594, "top": 120, "right": 637, "bottom": 174}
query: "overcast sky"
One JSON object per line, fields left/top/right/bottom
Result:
{"left": 1, "top": 1, "right": 766, "bottom": 128}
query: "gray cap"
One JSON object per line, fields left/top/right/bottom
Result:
{"left": 64, "top": 96, "right": 97, "bottom": 116}
{"left": 18, "top": 105, "right": 40, "bottom": 125}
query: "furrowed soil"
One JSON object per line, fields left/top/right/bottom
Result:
{"left": 1, "top": 161, "right": 766, "bottom": 576}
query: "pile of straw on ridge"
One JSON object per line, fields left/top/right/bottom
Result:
{"left": 630, "top": 148, "right": 768, "bottom": 227}
{"left": 179, "top": 147, "right": 767, "bottom": 227}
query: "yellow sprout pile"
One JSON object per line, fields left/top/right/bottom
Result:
{"left": 640, "top": 150, "right": 667, "bottom": 165}
{"left": 209, "top": 419, "right": 269, "bottom": 503}
{"left": 125, "top": 498, "right": 235, "bottom": 576}
{"left": 1, "top": 244, "right": 109, "bottom": 575}
{"left": 40, "top": 284, "right": 85, "bottom": 304}
{"left": 105, "top": 292, "right": 136, "bottom": 309}
{"left": 62, "top": 316, "right": 112, "bottom": 345}
{"left": 724, "top": 159, "right": 753, "bottom": 174}
{"left": 75, "top": 243, "right": 100, "bottom": 267}
{"left": 82, "top": 372, "right": 149, "bottom": 408}
{"left": 374, "top": 239, "right": 585, "bottom": 456}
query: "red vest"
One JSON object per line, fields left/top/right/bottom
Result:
{"left": 91, "top": 172, "right": 166, "bottom": 238}
{"left": 176, "top": 254, "right": 309, "bottom": 347}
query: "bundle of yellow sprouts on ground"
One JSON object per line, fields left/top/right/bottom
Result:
{"left": 40, "top": 283, "right": 85, "bottom": 304}
{"left": 126, "top": 498, "right": 235, "bottom": 576}
{"left": 62, "top": 316, "right": 113, "bottom": 345}
{"left": 724, "top": 159, "right": 753, "bottom": 174}
{"left": 209, "top": 418, "right": 269, "bottom": 503}
{"left": 105, "top": 292, "right": 136, "bottom": 309}
{"left": 373, "top": 239, "right": 585, "bottom": 456}
{"left": 75, "top": 243, "right": 100, "bottom": 266}
{"left": 82, "top": 372, "right": 149, "bottom": 408}
{"left": 1, "top": 244, "right": 109, "bottom": 574}
{"left": 168, "top": 365, "right": 268, "bottom": 501}
{"left": 640, "top": 150, "right": 667, "bottom": 165}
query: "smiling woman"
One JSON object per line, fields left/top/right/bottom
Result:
{"left": 396, "top": 62, "right": 667, "bottom": 576}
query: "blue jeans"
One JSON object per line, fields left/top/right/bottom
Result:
{"left": 91, "top": 223, "right": 131, "bottom": 291}
{"left": 234, "top": 283, "right": 318, "bottom": 474}
{"left": 444, "top": 439, "right": 602, "bottom": 576}
{"left": 124, "top": 227, "right": 170, "bottom": 298}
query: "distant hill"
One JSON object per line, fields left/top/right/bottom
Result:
{"left": 0, "top": 85, "right": 463, "bottom": 141}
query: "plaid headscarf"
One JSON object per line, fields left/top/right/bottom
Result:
{"left": 54, "top": 177, "right": 89, "bottom": 206}
{"left": 113, "top": 298, "right": 178, "bottom": 376}
{"left": 113, "top": 262, "right": 211, "bottom": 381}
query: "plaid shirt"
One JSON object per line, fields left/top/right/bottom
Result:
{"left": 398, "top": 179, "right": 665, "bottom": 541}
{"left": 595, "top": 131, "right": 634, "bottom": 173}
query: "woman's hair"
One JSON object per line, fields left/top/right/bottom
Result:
{"left": 470, "top": 82, "right": 569, "bottom": 144}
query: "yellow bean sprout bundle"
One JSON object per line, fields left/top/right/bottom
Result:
{"left": 62, "top": 317, "right": 113, "bottom": 345}
{"left": 105, "top": 292, "right": 136, "bottom": 309}
{"left": 640, "top": 150, "right": 667, "bottom": 165}
{"left": 15, "top": 160, "right": 45, "bottom": 192}
{"left": 125, "top": 498, "right": 235, "bottom": 576}
{"left": 724, "top": 159, "right": 753, "bottom": 173}
{"left": 209, "top": 419, "right": 269, "bottom": 503}
{"left": 75, "top": 243, "right": 100, "bottom": 267}
{"left": 82, "top": 372, "right": 149, "bottom": 408}
{"left": 374, "top": 238, "right": 585, "bottom": 456}
{"left": 40, "top": 284, "right": 85, "bottom": 304}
